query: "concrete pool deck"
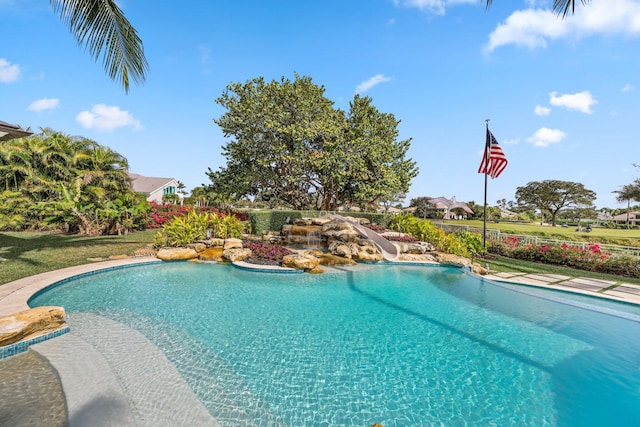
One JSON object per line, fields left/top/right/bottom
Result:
{"left": 483, "top": 271, "right": 640, "bottom": 305}
{"left": 1, "top": 258, "right": 639, "bottom": 425}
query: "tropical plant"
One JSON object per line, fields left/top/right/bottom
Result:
{"left": 484, "top": 0, "right": 589, "bottom": 17}
{"left": 161, "top": 210, "right": 208, "bottom": 247}
{"left": 0, "top": 129, "right": 137, "bottom": 234}
{"left": 613, "top": 182, "right": 640, "bottom": 229}
{"left": 154, "top": 209, "right": 245, "bottom": 247}
{"left": 50, "top": 0, "right": 148, "bottom": 92}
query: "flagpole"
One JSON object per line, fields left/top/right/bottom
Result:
{"left": 482, "top": 119, "right": 489, "bottom": 248}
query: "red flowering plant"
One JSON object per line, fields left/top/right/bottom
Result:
{"left": 243, "top": 240, "right": 293, "bottom": 266}
{"left": 509, "top": 242, "right": 613, "bottom": 272}
{"left": 145, "top": 201, "right": 190, "bottom": 228}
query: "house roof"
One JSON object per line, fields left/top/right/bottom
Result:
{"left": 129, "top": 173, "right": 176, "bottom": 194}
{"left": 428, "top": 196, "right": 474, "bottom": 214}
{"left": 0, "top": 120, "right": 32, "bottom": 141}
{"left": 612, "top": 211, "right": 640, "bottom": 221}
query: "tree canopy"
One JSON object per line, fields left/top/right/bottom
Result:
{"left": 208, "top": 74, "right": 418, "bottom": 211}
{"left": 515, "top": 179, "right": 596, "bottom": 226}
{"left": 613, "top": 181, "right": 640, "bottom": 228}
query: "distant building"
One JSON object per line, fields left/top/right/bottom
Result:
{"left": 427, "top": 196, "right": 473, "bottom": 220}
{"left": 611, "top": 211, "right": 640, "bottom": 225}
{"left": 129, "top": 173, "right": 181, "bottom": 204}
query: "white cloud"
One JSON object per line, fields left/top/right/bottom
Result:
{"left": 484, "top": 0, "right": 640, "bottom": 53}
{"left": 549, "top": 90, "right": 597, "bottom": 113}
{"left": 534, "top": 105, "right": 551, "bottom": 116}
{"left": 198, "top": 44, "right": 212, "bottom": 64}
{"left": 622, "top": 83, "right": 635, "bottom": 92}
{"left": 356, "top": 74, "right": 392, "bottom": 94}
{"left": 0, "top": 58, "right": 20, "bottom": 83}
{"left": 27, "top": 98, "right": 59, "bottom": 112}
{"left": 76, "top": 104, "right": 142, "bottom": 131}
{"left": 526, "top": 127, "right": 567, "bottom": 147}
{"left": 392, "top": 0, "right": 475, "bottom": 15}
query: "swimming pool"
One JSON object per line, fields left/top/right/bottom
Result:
{"left": 30, "top": 262, "right": 640, "bottom": 426}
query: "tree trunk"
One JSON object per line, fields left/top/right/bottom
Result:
{"left": 627, "top": 200, "right": 630, "bottom": 229}
{"left": 71, "top": 207, "right": 102, "bottom": 236}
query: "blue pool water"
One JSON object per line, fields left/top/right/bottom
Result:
{"left": 30, "top": 263, "right": 640, "bottom": 426}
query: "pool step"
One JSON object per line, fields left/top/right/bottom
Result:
{"left": 33, "top": 313, "right": 221, "bottom": 426}
{"left": 32, "top": 333, "right": 137, "bottom": 427}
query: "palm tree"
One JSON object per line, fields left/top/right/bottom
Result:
{"left": 50, "top": 0, "right": 148, "bottom": 93}
{"left": 613, "top": 182, "right": 640, "bottom": 229}
{"left": 484, "top": 1, "right": 590, "bottom": 17}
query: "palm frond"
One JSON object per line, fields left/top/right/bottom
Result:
{"left": 485, "top": 1, "right": 590, "bottom": 18}
{"left": 50, "top": 0, "right": 149, "bottom": 93}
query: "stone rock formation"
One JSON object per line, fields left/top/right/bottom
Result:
{"left": 282, "top": 253, "right": 320, "bottom": 271}
{"left": 223, "top": 248, "right": 252, "bottom": 262}
{"left": 198, "top": 247, "right": 224, "bottom": 262}
{"left": 0, "top": 306, "right": 66, "bottom": 347}
{"left": 156, "top": 247, "right": 199, "bottom": 261}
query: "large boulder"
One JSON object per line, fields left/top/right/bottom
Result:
{"left": 322, "top": 221, "right": 362, "bottom": 243}
{"left": 397, "top": 253, "right": 439, "bottom": 263}
{"left": 318, "top": 253, "right": 357, "bottom": 266}
{"left": 223, "top": 248, "right": 252, "bottom": 262}
{"left": 322, "top": 219, "right": 383, "bottom": 262}
{"left": 223, "top": 238, "right": 243, "bottom": 250}
{"left": 353, "top": 243, "right": 383, "bottom": 262}
{"left": 156, "top": 247, "right": 199, "bottom": 261}
{"left": 282, "top": 253, "right": 320, "bottom": 271}
{"left": 434, "top": 252, "right": 473, "bottom": 269}
{"left": 394, "top": 241, "right": 435, "bottom": 254}
{"left": 0, "top": 306, "right": 66, "bottom": 347}
{"left": 187, "top": 243, "right": 207, "bottom": 253}
{"left": 198, "top": 247, "right": 224, "bottom": 262}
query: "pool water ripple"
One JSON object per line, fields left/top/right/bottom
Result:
{"left": 30, "top": 262, "right": 640, "bottom": 426}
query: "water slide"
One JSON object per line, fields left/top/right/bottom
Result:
{"left": 326, "top": 214, "right": 399, "bottom": 261}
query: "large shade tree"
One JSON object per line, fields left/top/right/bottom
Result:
{"left": 515, "top": 179, "right": 596, "bottom": 226}
{"left": 209, "top": 74, "right": 418, "bottom": 210}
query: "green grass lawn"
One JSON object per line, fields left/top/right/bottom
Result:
{"left": 0, "top": 230, "right": 156, "bottom": 285}
{"left": 442, "top": 219, "right": 640, "bottom": 246}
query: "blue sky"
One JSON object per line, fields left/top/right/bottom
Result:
{"left": 1, "top": 0, "right": 639, "bottom": 209}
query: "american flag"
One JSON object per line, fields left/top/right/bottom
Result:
{"left": 478, "top": 128, "right": 508, "bottom": 179}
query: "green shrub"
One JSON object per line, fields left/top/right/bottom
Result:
{"left": 154, "top": 209, "right": 245, "bottom": 247}
{"left": 163, "top": 210, "right": 208, "bottom": 246}
{"left": 456, "top": 230, "right": 486, "bottom": 257}
{"left": 217, "top": 215, "right": 245, "bottom": 239}
{"left": 389, "top": 214, "right": 469, "bottom": 256}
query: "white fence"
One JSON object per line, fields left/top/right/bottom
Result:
{"left": 436, "top": 223, "right": 640, "bottom": 258}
